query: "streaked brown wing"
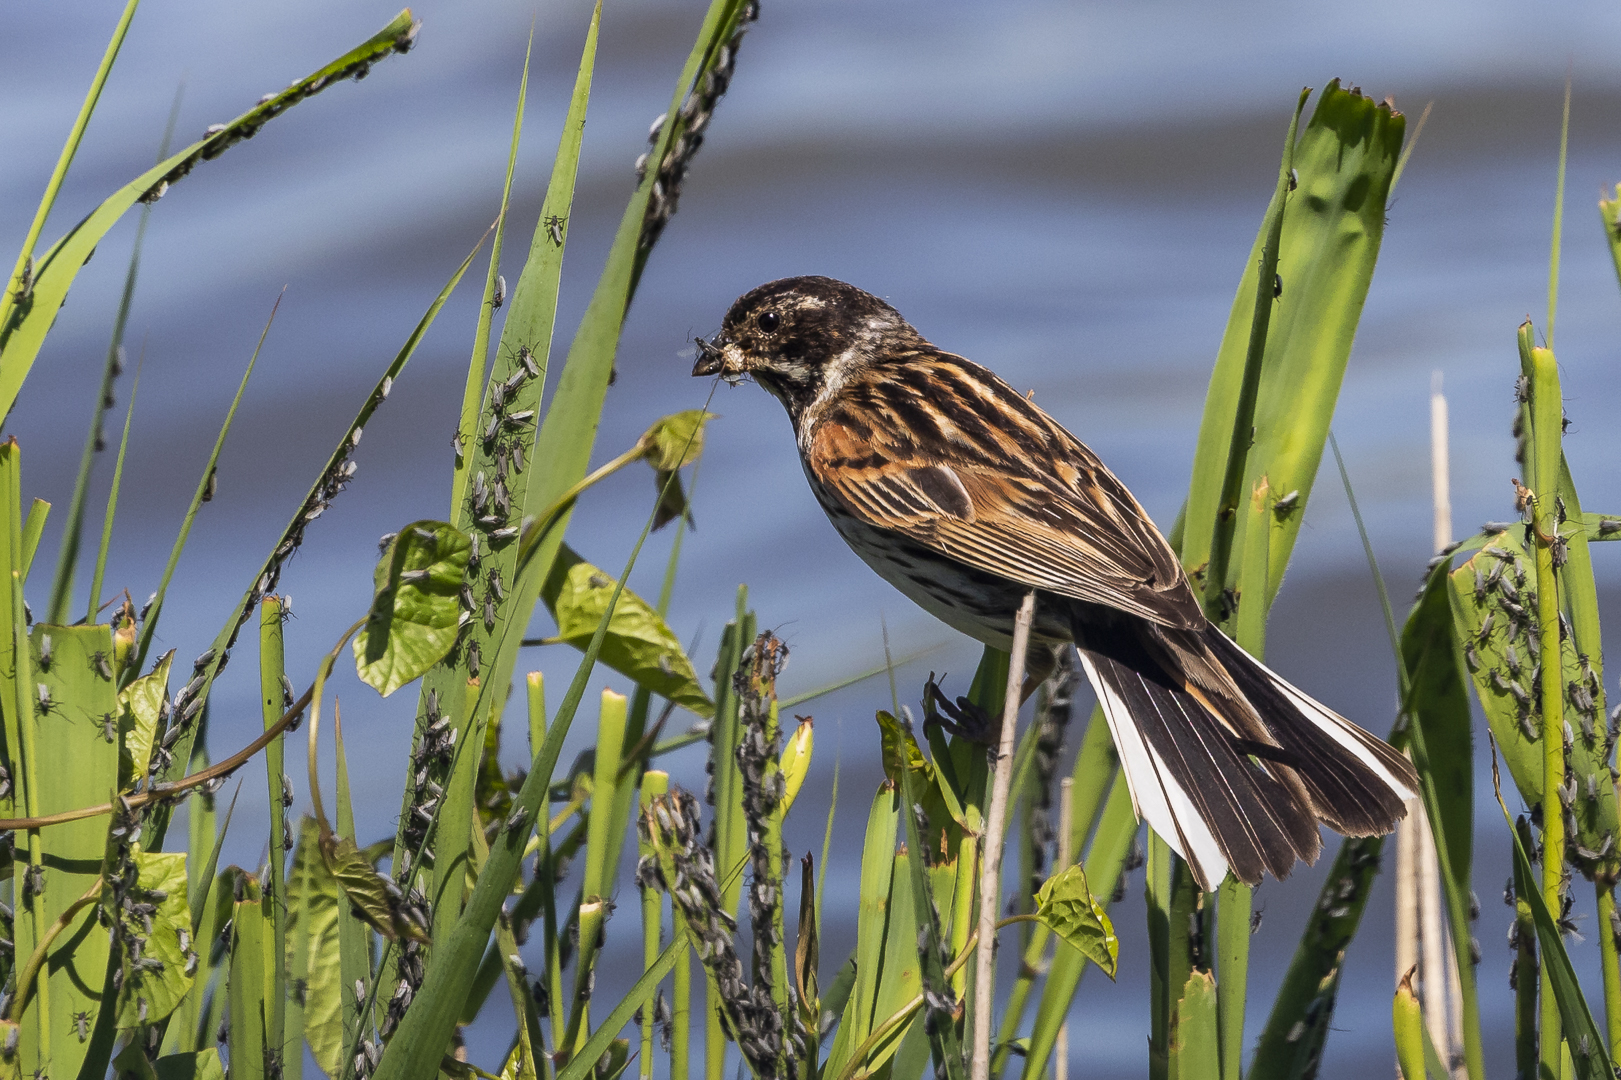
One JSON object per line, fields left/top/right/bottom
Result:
{"left": 807, "top": 359, "right": 1205, "bottom": 630}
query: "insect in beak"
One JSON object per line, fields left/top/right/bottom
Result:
{"left": 691, "top": 334, "right": 726, "bottom": 377}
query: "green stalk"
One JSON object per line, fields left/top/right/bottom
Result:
{"left": 527, "top": 672, "right": 568, "bottom": 1076}
{"left": 1147, "top": 833, "right": 1171, "bottom": 1080}
{"left": 228, "top": 885, "right": 270, "bottom": 1080}
{"left": 3, "top": 442, "right": 48, "bottom": 1065}
{"left": 1524, "top": 326, "right": 1567, "bottom": 1075}
{"left": 560, "top": 689, "right": 628, "bottom": 1056}
{"left": 259, "top": 597, "right": 289, "bottom": 1070}
{"left": 672, "top": 933, "right": 692, "bottom": 1080}
{"left": 469, "top": 813, "right": 544, "bottom": 1076}
{"left": 638, "top": 772, "right": 669, "bottom": 1080}
{"left": 704, "top": 590, "right": 751, "bottom": 1080}
{"left": 1514, "top": 817, "right": 1540, "bottom": 1079}
{"left": 1214, "top": 878, "right": 1251, "bottom": 1080}
{"left": 565, "top": 902, "right": 606, "bottom": 1059}
{"left": 1214, "top": 475, "right": 1272, "bottom": 1080}
{"left": 1601, "top": 884, "right": 1621, "bottom": 1058}
{"left": 1547, "top": 76, "right": 1570, "bottom": 350}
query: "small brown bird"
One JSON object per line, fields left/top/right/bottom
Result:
{"left": 693, "top": 275, "right": 1416, "bottom": 891}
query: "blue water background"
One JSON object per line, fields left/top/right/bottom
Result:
{"left": 8, "top": 1, "right": 1621, "bottom": 1073}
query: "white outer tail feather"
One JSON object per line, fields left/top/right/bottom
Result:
{"left": 1077, "top": 640, "right": 1415, "bottom": 892}
{"left": 1076, "top": 651, "right": 1230, "bottom": 891}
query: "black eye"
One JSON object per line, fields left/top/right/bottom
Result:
{"left": 757, "top": 311, "right": 780, "bottom": 333}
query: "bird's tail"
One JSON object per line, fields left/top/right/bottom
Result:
{"left": 1074, "top": 622, "right": 1416, "bottom": 891}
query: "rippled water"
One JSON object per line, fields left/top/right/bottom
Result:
{"left": 8, "top": 1, "right": 1621, "bottom": 1074}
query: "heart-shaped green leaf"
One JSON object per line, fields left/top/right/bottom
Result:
{"left": 1034, "top": 863, "right": 1118, "bottom": 979}
{"left": 541, "top": 545, "right": 713, "bottom": 717}
{"left": 354, "top": 521, "right": 471, "bottom": 696}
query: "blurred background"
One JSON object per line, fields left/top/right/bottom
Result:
{"left": 6, "top": 1, "right": 1621, "bottom": 1074}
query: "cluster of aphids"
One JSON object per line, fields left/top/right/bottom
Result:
{"left": 640, "top": 788, "right": 802, "bottom": 1075}
{"left": 1461, "top": 542, "right": 1550, "bottom": 744}
{"left": 634, "top": 2, "right": 761, "bottom": 250}
{"left": 734, "top": 634, "right": 789, "bottom": 833}
{"left": 399, "top": 688, "right": 455, "bottom": 884}
{"left": 236, "top": 422, "right": 365, "bottom": 638}
{"left": 103, "top": 801, "right": 198, "bottom": 1037}
{"left": 378, "top": 886, "right": 433, "bottom": 1042}
{"left": 731, "top": 636, "right": 807, "bottom": 1062}
{"left": 475, "top": 355, "right": 539, "bottom": 520}
{"left": 638, "top": 790, "right": 734, "bottom": 963}
{"left": 146, "top": 645, "right": 226, "bottom": 783}
{"left": 138, "top": 20, "right": 420, "bottom": 206}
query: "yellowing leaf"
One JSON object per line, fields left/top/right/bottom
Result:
{"left": 113, "top": 850, "right": 197, "bottom": 1027}
{"left": 875, "top": 710, "right": 933, "bottom": 788}
{"left": 541, "top": 545, "right": 713, "bottom": 717}
{"left": 638, "top": 410, "right": 716, "bottom": 472}
{"left": 287, "top": 817, "right": 345, "bottom": 1075}
{"left": 353, "top": 520, "right": 471, "bottom": 696}
{"left": 1034, "top": 864, "right": 1118, "bottom": 979}
{"left": 119, "top": 649, "right": 173, "bottom": 788}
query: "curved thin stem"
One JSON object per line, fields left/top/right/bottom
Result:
{"left": 2, "top": 876, "right": 102, "bottom": 1020}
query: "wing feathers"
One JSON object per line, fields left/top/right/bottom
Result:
{"left": 806, "top": 354, "right": 1205, "bottom": 630}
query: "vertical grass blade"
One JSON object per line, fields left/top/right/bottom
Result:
{"left": 333, "top": 711, "right": 374, "bottom": 1058}
{"left": 822, "top": 783, "right": 898, "bottom": 1080}
{"left": 9, "top": 624, "right": 118, "bottom": 1080}
{"left": 1181, "top": 83, "right": 1406, "bottom": 608}
{"left": 227, "top": 882, "right": 273, "bottom": 1080}
{"left": 1018, "top": 775, "right": 1136, "bottom": 1079}
{"left": 488, "top": 0, "right": 758, "bottom": 766}
{"left": 638, "top": 771, "right": 669, "bottom": 1080}
{"left": 1547, "top": 77, "right": 1571, "bottom": 350}
{"left": 259, "top": 598, "right": 290, "bottom": 1067}
{"left": 131, "top": 295, "right": 278, "bottom": 675}
{"left": 703, "top": 593, "right": 751, "bottom": 1080}
{"left": 398, "top": 6, "right": 597, "bottom": 968}
{"left": 0, "top": 0, "right": 140, "bottom": 355}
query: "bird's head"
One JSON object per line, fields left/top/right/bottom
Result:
{"left": 693, "top": 276, "right": 913, "bottom": 418}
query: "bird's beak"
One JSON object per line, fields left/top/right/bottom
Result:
{"left": 691, "top": 334, "right": 740, "bottom": 378}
